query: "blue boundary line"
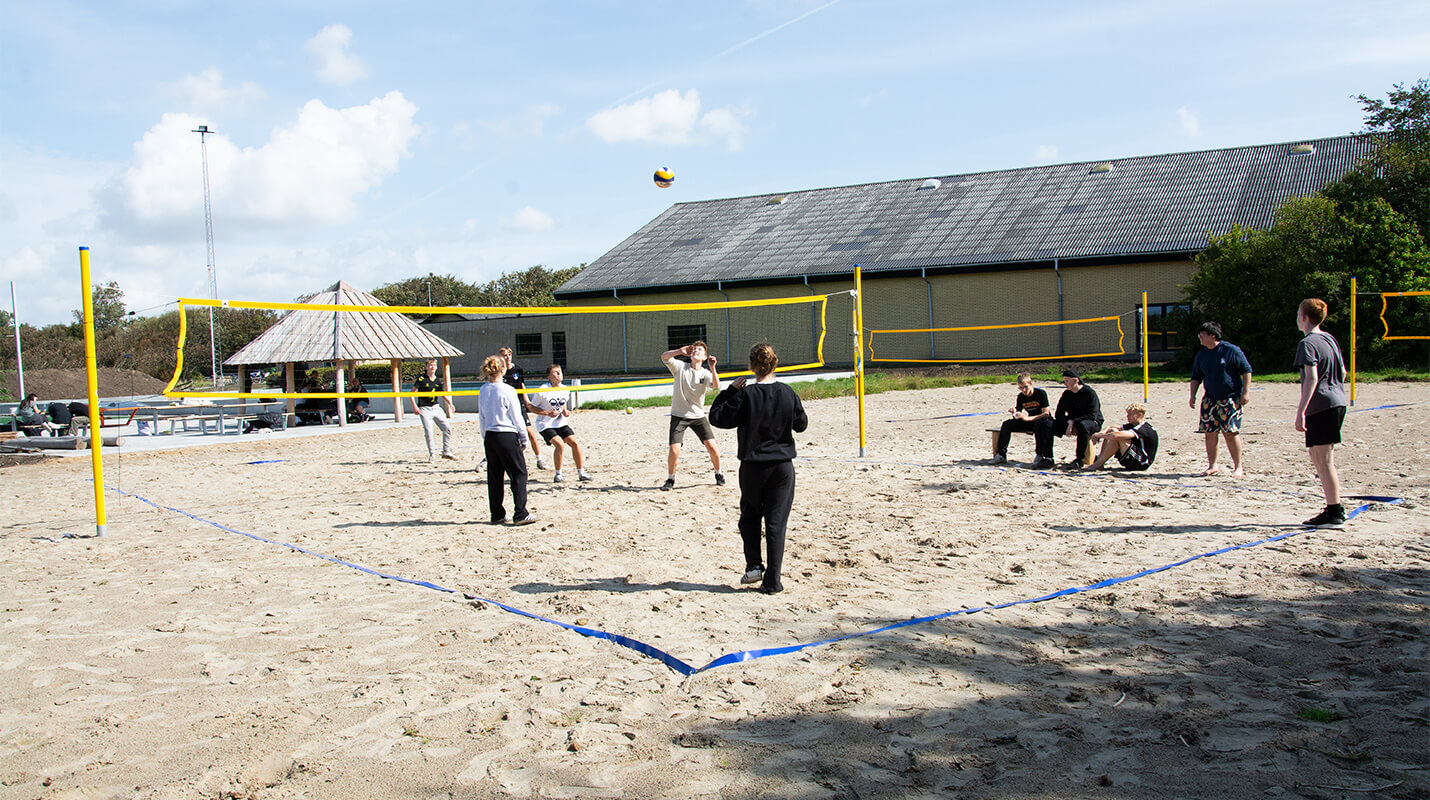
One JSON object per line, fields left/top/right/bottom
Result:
{"left": 106, "top": 485, "right": 1403, "bottom": 676}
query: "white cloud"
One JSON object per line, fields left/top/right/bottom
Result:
{"left": 498, "top": 206, "right": 555, "bottom": 232}
{"left": 586, "top": 89, "right": 748, "bottom": 152}
{"left": 106, "top": 91, "right": 420, "bottom": 234}
{"left": 1177, "top": 106, "right": 1201, "bottom": 138}
{"left": 164, "top": 68, "right": 265, "bottom": 119}
{"left": 306, "top": 24, "right": 369, "bottom": 86}
{"left": 1033, "top": 144, "right": 1059, "bottom": 162}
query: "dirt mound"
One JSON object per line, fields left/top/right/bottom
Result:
{"left": 2, "top": 368, "right": 169, "bottom": 401}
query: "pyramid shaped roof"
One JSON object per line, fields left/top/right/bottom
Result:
{"left": 224, "top": 281, "right": 463, "bottom": 365}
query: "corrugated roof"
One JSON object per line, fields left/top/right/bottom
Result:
{"left": 225, "top": 281, "right": 464, "bottom": 365}
{"left": 557, "top": 135, "right": 1373, "bottom": 295}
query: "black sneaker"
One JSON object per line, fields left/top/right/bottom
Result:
{"left": 510, "top": 513, "right": 538, "bottom": 526}
{"left": 758, "top": 583, "right": 783, "bottom": 595}
{"left": 489, "top": 516, "right": 510, "bottom": 525}
{"left": 1303, "top": 505, "right": 1346, "bottom": 528}
{"left": 740, "top": 567, "right": 764, "bottom": 585}
{"left": 991, "top": 454, "right": 1007, "bottom": 465}
{"left": 660, "top": 478, "right": 675, "bottom": 491}
{"left": 715, "top": 472, "right": 726, "bottom": 486}
{"left": 1028, "top": 457, "right": 1055, "bottom": 470}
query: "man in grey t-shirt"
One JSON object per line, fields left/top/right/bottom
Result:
{"left": 659, "top": 340, "right": 725, "bottom": 490}
{"left": 1294, "top": 298, "right": 1348, "bottom": 528}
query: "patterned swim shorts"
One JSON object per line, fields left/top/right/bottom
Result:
{"left": 1198, "top": 396, "right": 1243, "bottom": 433}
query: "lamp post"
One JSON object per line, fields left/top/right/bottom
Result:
{"left": 192, "top": 124, "right": 220, "bottom": 388}
{"left": 9, "top": 282, "right": 22, "bottom": 400}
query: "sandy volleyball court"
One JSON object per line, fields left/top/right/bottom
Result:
{"left": 1, "top": 380, "right": 1426, "bottom": 799}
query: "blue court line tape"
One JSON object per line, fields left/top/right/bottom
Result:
{"left": 1349, "top": 403, "right": 1409, "bottom": 413}
{"left": 104, "top": 484, "right": 1403, "bottom": 677}
{"left": 245, "top": 459, "right": 286, "bottom": 465}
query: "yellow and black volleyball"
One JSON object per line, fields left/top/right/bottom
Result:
{"left": 653, "top": 167, "right": 675, "bottom": 188}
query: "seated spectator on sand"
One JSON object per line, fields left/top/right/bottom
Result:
{"left": 16, "top": 394, "right": 46, "bottom": 436}
{"left": 1083, "top": 403, "right": 1159, "bottom": 471}
{"left": 1031, "top": 370, "right": 1103, "bottom": 469}
{"left": 992, "top": 372, "right": 1050, "bottom": 465}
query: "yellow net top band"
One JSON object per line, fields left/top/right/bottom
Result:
{"left": 179, "top": 293, "right": 831, "bottom": 316}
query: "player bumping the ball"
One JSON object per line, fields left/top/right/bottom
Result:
{"left": 659, "top": 340, "right": 724, "bottom": 490}
{"left": 528, "top": 364, "right": 592, "bottom": 483}
{"left": 709, "top": 342, "right": 808, "bottom": 594}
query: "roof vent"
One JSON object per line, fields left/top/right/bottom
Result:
{"left": 766, "top": 195, "right": 788, "bottom": 205}
{"left": 1089, "top": 162, "right": 1113, "bottom": 174}
{"left": 1290, "top": 143, "right": 1315, "bottom": 155}
{"left": 918, "top": 178, "right": 941, "bottom": 190}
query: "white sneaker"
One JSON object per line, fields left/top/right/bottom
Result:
{"left": 553, "top": 471, "right": 565, "bottom": 482}
{"left": 536, "top": 456, "right": 548, "bottom": 470}
{"left": 577, "top": 469, "right": 593, "bottom": 482}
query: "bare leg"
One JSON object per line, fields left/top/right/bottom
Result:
{"left": 667, "top": 443, "right": 680, "bottom": 476}
{"left": 703, "top": 439, "right": 721, "bottom": 472}
{"left": 565, "top": 436, "right": 584, "bottom": 470}
{"left": 550, "top": 438, "right": 564, "bottom": 472}
{"left": 527, "top": 425, "right": 542, "bottom": 452}
{"left": 1309, "top": 444, "right": 1340, "bottom": 505}
{"left": 1225, "top": 432, "right": 1244, "bottom": 477}
{"left": 1201, "top": 432, "right": 1220, "bottom": 475}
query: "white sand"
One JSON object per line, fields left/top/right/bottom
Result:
{"left": 1, "top": 381, "right": 1426, "bottom": 799}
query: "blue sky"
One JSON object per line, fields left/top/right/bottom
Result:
{"left": 3, "top": 0, "right": 1428, "bottom": 326}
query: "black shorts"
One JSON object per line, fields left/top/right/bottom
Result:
{"left": 669, "top": 416, "right": 714, "bottom": 445}
{"left": 540, "top": 425, "right": 575, "bottom": 444}
{"left": 1115, "top": 441, "right": 1153, "bottom": 471}
{"left": 1305, "top": 406, "right": 1345, "bottom": 448}
{"left": 519, "top": 403, "right": 532, "bottom": 425}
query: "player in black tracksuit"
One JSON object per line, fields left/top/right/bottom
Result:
{"left": 994, "top": 372, "right": 1051, "bottom": 464}
{"left": 709, "top": 343, "right": 808, "bottom": 595}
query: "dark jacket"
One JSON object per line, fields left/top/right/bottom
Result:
{"left": 1053, "top": 384, "right": 1102, "bottom": 427}
{"left": 708, "top": 381, "right": 808, "bottom": 462}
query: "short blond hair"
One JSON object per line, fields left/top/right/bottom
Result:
{"left": 1126, "top": 403, "right": 1147, "bottom": 417}
{"left": 481, "top": 355, "right": 505, "bottom": 379}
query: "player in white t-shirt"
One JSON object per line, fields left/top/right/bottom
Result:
{"left": 528, "top": 364, "right": 592, "bottom": 483}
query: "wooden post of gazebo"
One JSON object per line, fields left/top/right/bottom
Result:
{"left": 335, "top": 359, "right": 347, "bottom": 428}
{"left": 390, "top": 359, "right": 404, "bottom": 422}
{"left": 284, "top": 363, "right": 296, "bottom": 416}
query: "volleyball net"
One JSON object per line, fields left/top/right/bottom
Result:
{"left": 1379, "top": 291, "right": 1430, "bottom": 341}
{"left": 866, "top": 314, "right": 1129, "bottom": 364}
{"left": 162, "top": 293, "right": 843, "bottom": 400}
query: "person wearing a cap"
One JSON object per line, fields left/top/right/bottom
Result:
{"left": 1031, "top": 370, "right": 1103, "bottom": 469}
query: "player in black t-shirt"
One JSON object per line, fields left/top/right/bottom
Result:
{"left": 1083, "top": 403, "right": 1159, "bottom": 471}
{"left": 993, "top": 372, "right": 1051, "bottom": 465}
{"left": 499, "top": 346, "right": 547, "bottom": 469}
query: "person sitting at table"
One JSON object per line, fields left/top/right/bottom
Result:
{"left": 346, "top": 379, "right": 372, "bottom": 423}
{"left": 16, "top": 394, "right": 46, "bottom": 436}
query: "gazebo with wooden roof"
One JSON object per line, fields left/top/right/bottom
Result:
{"left": 224, "top": 281, "right": 463, "bottom": 427}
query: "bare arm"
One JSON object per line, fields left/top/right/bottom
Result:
{"left": 707, "top": 354, "right": 720, "bottom": 393}
{"left": 1295, "top": 365, "right": 1316, "bottom": 432}
{"left": 1238, "top": 372, "right": 1252, "bottom": 408}
{"left": 1188, "top": 379, "right": 1201, "bottom": 409}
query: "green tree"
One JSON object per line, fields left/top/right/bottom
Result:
{"left": 477, "top": 264, "right": 583, "bottom": 307}
{"left": 1327, "top": 78, "right": 1430, "bottom": 248}
{"left": 372, "top": 274, "right": 486, "bottom": 317}
{"left": 72, "top": 280, "right": 129, "bottom": 333}
{"left": 1185, "top": 195, "right": 1430, "bottom": 370}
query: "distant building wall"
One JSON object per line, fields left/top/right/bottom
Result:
{"left": 436, "top": 258, "right": 1195, "bottom": 376}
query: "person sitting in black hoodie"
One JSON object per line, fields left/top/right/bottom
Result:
{"left": 1031, "top": 369, "right": 1102, "bottom": 470}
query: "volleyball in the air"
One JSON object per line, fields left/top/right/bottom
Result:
{"left": 653, "top": 167, "right": 674, "bottom": 188}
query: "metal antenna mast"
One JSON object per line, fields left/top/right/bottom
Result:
{"left": 193, "top": 124, "right": 220, "bottom": 387}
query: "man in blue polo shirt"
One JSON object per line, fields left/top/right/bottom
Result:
{"left": 1189, "top": 321, "right": 1253, "bottom": 476}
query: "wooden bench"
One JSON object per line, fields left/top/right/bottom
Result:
{"left": 987, "top": 426, "right": 1095, "bottom": 465}
{"left": 73, "top": 407, "right": 139, "bottom": 438}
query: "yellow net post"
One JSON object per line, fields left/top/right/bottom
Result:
{"left": 1142, "top": 291, "right": 1149, "bottom": 403}
{"left": 79, "top": 247, "right": 106, "bottom": 537}
{"left": 1349, "top": 276, "right": 1357, "bottom": 407}
{"left": 854, "top": 263, "right": 867, "bottom": 457}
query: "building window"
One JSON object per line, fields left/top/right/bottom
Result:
{"left": 1141, "top": 303, "right": 1191, "bottom": 352}
{"left": 515, "top": 332, "right": 543, "bottom": 357}
{"left": 667, "top": 324, "right": 707, "bottom": 352}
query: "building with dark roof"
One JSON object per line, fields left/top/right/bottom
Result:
{"left": 430, "top": 135, "right": 1373, "bottom": 374}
